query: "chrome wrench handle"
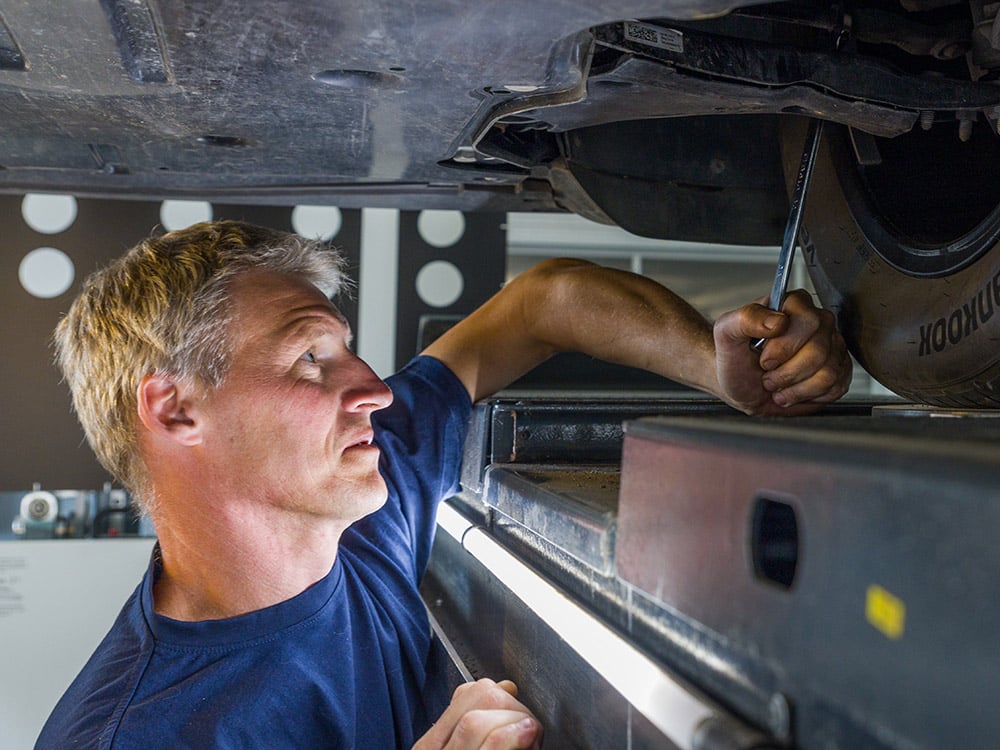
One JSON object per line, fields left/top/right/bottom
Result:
{"left": 752, "top": 118, "right": 824, "bottom": 352}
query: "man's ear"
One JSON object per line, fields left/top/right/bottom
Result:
{"left": 136, "top": 374, "right": 203, "bottom": 447}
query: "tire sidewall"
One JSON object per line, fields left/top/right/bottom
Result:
{"left": 783, "top": 120, "right": 1000, "bottom": 405}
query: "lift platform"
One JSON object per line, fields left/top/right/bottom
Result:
{"left": 422, "top": 395, "right": 1000, "bottom": 749}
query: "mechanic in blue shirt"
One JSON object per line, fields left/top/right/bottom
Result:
{"left": 40, "top": 220, "right": 850, "bottom": 749}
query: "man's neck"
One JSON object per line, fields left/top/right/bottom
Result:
{"left": 150, "top": 497, "right": 347, "bottom": 621}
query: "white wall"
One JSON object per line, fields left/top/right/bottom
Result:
{"left": 0, "top": 539, "right": 154, "bottom": 750}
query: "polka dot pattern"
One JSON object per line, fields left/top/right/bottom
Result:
{"left": 416, "top": 260, "right": 464, "bottom": 308}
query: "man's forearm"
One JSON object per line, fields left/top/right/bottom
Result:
{"left": 422, "top": 258, "right": 722, "bottom": 402}
{"left": 520, "top": 259, "right": 720, "bottom": 394}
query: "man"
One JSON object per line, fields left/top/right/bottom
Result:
{"left": 39, "top": 220, "right": 850, "bottom": 749}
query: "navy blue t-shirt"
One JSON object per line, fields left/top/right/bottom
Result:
{"left": 36, "top": 356, "right": 473, "bottom": 749}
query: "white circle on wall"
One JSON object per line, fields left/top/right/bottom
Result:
{"left": 417, "top": 210, "right": 465, "bottom": 248}
{"left": 19, "top": 247, "right": 75, "bottom": 299}
{"left": 21, "top": 194, "right": 78, "bottom": 234}
{"left": 292, "top": 205, "right": 342, "bottom": 240}
{"left": 160, "top": 200, "right": 213, "bottom": 231}
{"left": 416, "top": 260, "right": 464, "bottom": 308}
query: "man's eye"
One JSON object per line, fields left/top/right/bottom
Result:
{"left": 301, "top": 350, "right": 318, "bottom": 364}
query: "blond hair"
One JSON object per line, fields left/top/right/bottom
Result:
{"left": 53, "top": 220, "right": 347, "bottom": 509}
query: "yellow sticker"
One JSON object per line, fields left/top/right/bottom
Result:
{"left": 866, "top": 584, "right": 906, "bottom": 640}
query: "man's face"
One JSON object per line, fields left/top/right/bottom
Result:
{"left": 196, "top": 270, "right": 394, "bottom": 524}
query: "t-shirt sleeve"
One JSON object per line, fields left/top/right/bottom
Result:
{"left": 347, "top": 355, "right": 472, "bottom": 579}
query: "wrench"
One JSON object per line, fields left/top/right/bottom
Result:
{"left": 752, "top": 118, "right": 824, "bottom": 352}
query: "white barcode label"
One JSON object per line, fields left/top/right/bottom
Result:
{"left": 623, "top": 21, "right": 684, "bottom": 54}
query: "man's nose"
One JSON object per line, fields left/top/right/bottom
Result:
{"left": 342, "top": 355, "right": 394, "bottom": 412}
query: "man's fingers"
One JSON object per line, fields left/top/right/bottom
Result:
{"left": 445, "top": 710, "right": 541, "bottom": 750}
{"left": 716, "top": 302, "right": 788, "bottom": 350}
{"left": 496, "top": 680, "right": 518, "bottom": 698}
{"left": 414, "top": 679, "right": 542, "bottom": 750}
{"left": 761, "top": 321, "right": 843, "bottom": 392}
{"left": 755, "top": 291, "right": 828, "bottom": 367}
{"left": 770, "top": 345, "right": 853, "bottom": 408}
{"left": 765, "top": 333, "right": 852, "bottom": 406}
{"left": 757, "top": 293, "right": 842, "bottom": 388}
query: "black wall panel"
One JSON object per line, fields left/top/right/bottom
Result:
{"left": 395, "top": 211, "right": 505, "bottom": 368}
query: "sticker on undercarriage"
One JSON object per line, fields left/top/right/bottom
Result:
{"left": 623, "top": 21, "right": 684, "bottom": 54}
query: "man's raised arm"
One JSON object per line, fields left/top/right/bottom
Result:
{"left": 421, "top": 258, "right": 851, "bottom": 415}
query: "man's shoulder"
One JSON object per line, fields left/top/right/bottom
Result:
{"left": 379, "top": 356, "right": 472, "bottom": 445}
{"left": 385, "top": 356, "right": 470, "bottom": 407}
{"left": 35, "top": 590, "right": 150, "bottom": 749}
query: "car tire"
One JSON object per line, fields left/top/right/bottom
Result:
{"left": 782, "top": 117, "right": 1000, "bottom": 407}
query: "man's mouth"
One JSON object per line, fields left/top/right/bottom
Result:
{"left": 344, "top": 431, "right": 376, "bottom": 451}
